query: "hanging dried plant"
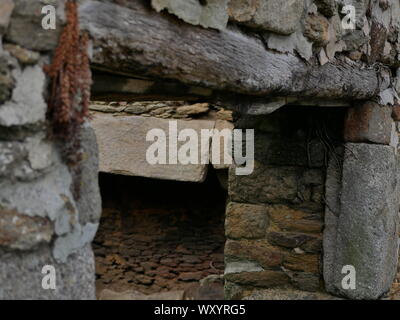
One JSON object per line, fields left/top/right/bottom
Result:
{"left": 44, "top": 0, "right": 92, "bottom": 197}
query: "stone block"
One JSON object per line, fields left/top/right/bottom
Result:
{"left": 242, "top": 287, "right": 338, "bottom": 300}
{"left": 225, "top": 270, "right": 290, "bottom": 288}
{"left": 225, "top": 239, "right": 283, "bottom": 269}
{"left": 5, "top": 0, "right": 61, "bottom": 51}
{"left": 151, "top": 0, "right": 229, "bottom": 30}
{"left": 4, "top": 44, "right": 40, "bottom": 65}
{"left": 0, "top": 244, "right": 96, "bottom": 299}
{"left": 392, "top": 104, "right": 400, "bottom": 121}
{"left": 324, "top": 143, "right": 400, "bottom": 299}
{"left": 0, "top": 208, "right": 53, "bottom": 250}
{"left": 267, "top": 231, "right": 321, "bottom": 253}
{"left": 283, "top": 252, "right": 320, "bottom": 273}
{"left": 0, "top": 64, "right": 47, "bottom": 127}
{"left": 266, "top": 204, "right": 323, "bottom": 234}
{"left": 0, "top": 0, "right": 14, "bottom": 35}
{"left": 344, "top": 102, "right": 393, "bottom": 145}
{"left": 224, "top": 280, "right": 244, "bottom": 300}
{"left": 90, "top": 113, "right": 215, "bottom": 182}
{"left": 322, "top": 147, "right": 343, "bottom": 292}
{"left": 304, "top": 14, "right": 330, "bottom": 46}
{"left": 0, "top": 54, "right": 14, "bottom": 104}
{"left": 289, "top": 272, "right": 321, "bottom": 292}
{"left": 228, "top": 0, "right": 304, "bottom": 35}
{"left": 225, "top": 202, "right": 267, "bottom": 239}
{"left": 314, "top": 0, "right": 337, "bottom": 17}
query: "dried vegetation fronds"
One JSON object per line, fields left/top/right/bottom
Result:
{"left": 44, "top": 0, "right": 92, "bottom": 197}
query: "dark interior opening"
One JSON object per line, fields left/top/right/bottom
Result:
{"left": 93, "top": 168, "right": 227, "bottom": 299}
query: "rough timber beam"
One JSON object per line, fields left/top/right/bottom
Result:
{"left": 80, "top": 0, "right": 379, "bottom": 101}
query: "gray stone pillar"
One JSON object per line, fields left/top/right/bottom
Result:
{"left": 324, "top": 102, "right": 400, "bottom": 299}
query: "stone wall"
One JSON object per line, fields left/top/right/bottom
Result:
{"left": 224, "top": 107, "right": 344, "bottom": 299}
{"left": 0, "top": 0, "right": 101, "bottom": 299}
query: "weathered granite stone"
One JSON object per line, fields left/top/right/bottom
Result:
{"left": 90, "top": 113, "right": 215, "bottom": 182}
{"left": 393, "top": 104, "right": 400, "bottom": 121}
{"left": 0, "top": 0, "right": 14, "bottom": 35}
{"left": 267, "top": 231, "right": 321, "bottom": 252}
{"left": 99, "top": 288, "right": 185, "bottom": 300}
{"left": 0, "top": 134, "right": 54, "bottom": 181}
{"left": 283, "top": 252, "right": 319, "bottom": 273}
{"left": 304, "top": 14, "right": 330, "bottom": 46}
{"left": 229, "top": 0, "right": 304, "bottom": 35}
{"left": 0, "top": 140, "right": 25, "bottom": 178}
{"left": 0, "top": 244, "right": 96, "bottom": 299}
{"left": 0, "top": 54, "right": 14, "bottom": 104}
{"left": 263, "top": 29, "right": 314, "bottom": 61}
{"left": 24, "top": 134, "right": 54, "bottom": 171}
{"left": 344, "top": 102, "right": 393, "bottom": 145}
{"left": 53, "top": 222, "right": 99, "bottom": 263}
{"left": 225, "top": 260, "right": 264, "bottom": 275}
{"left": 314, "top": 0, "right": 337, "bottom": 17}
{"left": 242, "top": 287, "right": 338, "bottom": 300}
{"left": 325, "top": 143, "right": 400, "bottom": 299}
{"left": 224, "top": 280, "right": 244, "bottom": 300}
{"left": 0, "top": 64, "right": 47, "bottom": 127}
{"left": 225, "top": 239, "right": 283, "bottom": 269}
{"left": 175, "top": 103, "right": 209, "bottom": 116}
{"left": 151, "top": 0, "right": 229, "bottom": 30}
{"left": 323, "top": 147, "right": 343, "bottom": 293}
{"left": 225, "top": 270, "right": 290, "bottom": 288}
{"left": 287, "top": 271, "right": 321, "bottom": 292}
{"left": 378, "top": 88, "right": 397, "bottom": 106}
{"left": 368, "top": 20, "right": 388, "bottom": 64}
{"left": 342, "top": 30, "right": 369, "bottom": 51}
{"left": 0, "top": 208, "right": 53, "bottom": 250}
{"left": 227, "top": 0, "right": 258, "bottom": 22}
{"left": 0, "top": 158, "right": 75, "bottom": 221}
{"left": 5, "top": 0, "right": 62, "bottom": 51}
{"left": 266, "top": 204, "right": 323, "bottom": 234}
{"left": 225, "top": 202, "right": 267, "bottom": 239}
{"left": 3, "top": 44, "right": 40, "bottom": 65}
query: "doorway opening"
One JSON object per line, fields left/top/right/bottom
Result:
{"left": 93, "top": 168, "right": 226, "bottom": 299}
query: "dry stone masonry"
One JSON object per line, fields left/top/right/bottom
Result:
{"left": 0, "top": 0, "right": 399, "bottom": 300}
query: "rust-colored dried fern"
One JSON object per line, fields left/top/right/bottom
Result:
{"left": 44, "top": 0, "right": 92, "bottom": 196}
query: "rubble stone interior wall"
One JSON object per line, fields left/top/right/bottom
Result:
{"left": 225, "top": 106, "right": 345, "bottom": 300}
{"left": 94, "top": 171, "right": 226, "bottom": 297}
